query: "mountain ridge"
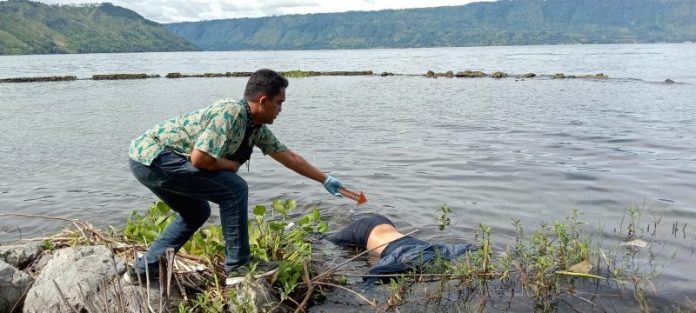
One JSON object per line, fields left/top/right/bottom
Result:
{"left": 165, "top": 0, "right": 696, "bottom": 50}
{"left": 0, "top": 0, "right": 198, "bottom": 55}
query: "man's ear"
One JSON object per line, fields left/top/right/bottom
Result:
{"left": 257, "top": 94, "right": 269, "bottom": 106}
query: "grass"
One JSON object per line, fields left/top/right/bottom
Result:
{"left": 7, "top": 201, "right": 689, "bottom": 312}
{"left": 357, "top": 206, "right": 682, "bottom": 312}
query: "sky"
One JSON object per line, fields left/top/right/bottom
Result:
{"left": 35, "top": 0, "right": 492, "bottom": 23}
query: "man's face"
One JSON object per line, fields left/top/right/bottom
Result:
{"left": 260, "top": 88, "right": 285, "bottom": 124}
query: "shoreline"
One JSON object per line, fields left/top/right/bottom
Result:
{"left": 1, "top": 203, "right": 693, "bottom": 312}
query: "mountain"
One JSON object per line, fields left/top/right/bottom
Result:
{"left": 0, "top": 0, "right": 198, "bottom": 55}
{"left": 166, "top": 0, "right": 696, "bottom": 50}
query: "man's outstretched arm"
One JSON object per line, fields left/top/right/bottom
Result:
{"left": 270, "top": 150, "right": 326, "bottom": 183}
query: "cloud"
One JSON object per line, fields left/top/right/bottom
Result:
{"left": 36, "top": 0, "right": 492, "bottom": 23}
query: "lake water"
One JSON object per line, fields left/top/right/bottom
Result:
{"left": 1, "top": 43, "right": 695, "bottom": 306}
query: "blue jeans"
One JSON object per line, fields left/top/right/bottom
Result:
{"left": 129, "top": 150, "right": 249, "bottom": 273}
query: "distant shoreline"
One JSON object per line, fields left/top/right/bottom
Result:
{"left": 2, "top": 41, "right": 695, "bottom": 57}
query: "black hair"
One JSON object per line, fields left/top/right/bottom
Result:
{"left": 244, "top": 69, "right": 289, "bottom": 101}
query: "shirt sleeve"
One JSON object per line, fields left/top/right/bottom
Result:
{"left": 193, "top": 107, "right": 244, "bottom": 159}
{"left": 254, "top": 125, "right": 288, "bottom": 155}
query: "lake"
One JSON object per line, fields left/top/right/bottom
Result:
{"left": 1, "top": 43, "right": 695, "bottom": 306}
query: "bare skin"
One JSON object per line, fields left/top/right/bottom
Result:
{"left": 367, "top": 224, "right": 406, "bottom": 255}
{"left": 190, "top": 88, "right": 328, "bottom": 184}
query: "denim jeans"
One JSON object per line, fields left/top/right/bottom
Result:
{"left": 129, "top": 150, "right": 249, "bottom": 273}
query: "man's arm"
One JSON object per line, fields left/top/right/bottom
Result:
{"left": 191, "top": 149, "right": 241, "bottom": 172}
{"left": 270, "top": 150, "right": 327, "bottom": 183}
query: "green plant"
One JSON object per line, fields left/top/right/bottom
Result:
{"left": 124, "top": 201, "right": 176, "bottom": 244}
{"left": 41, "top": 239, "right": 54, "bottom": 251}
{"left": 436, "top": 203, "right": 453, "bottom": 231}
{"left": 249, "top": 199, "right": 328, "bottom": 297}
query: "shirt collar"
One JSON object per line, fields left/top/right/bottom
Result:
{"left": 241, "top": 99, "right": 258, "bottom": 129}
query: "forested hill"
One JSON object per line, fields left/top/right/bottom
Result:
{"left": 0, "top": 0, "right": 198, "bottom": 55}
{"left": 166, "top": 0, "right": 696, "bottom": 50}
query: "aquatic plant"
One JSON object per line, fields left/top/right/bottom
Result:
{"left": 10, "top": 200, "right": 684, "bottom": 312}
{"left": 436, "top": 203, "right": 453, "bottom": 231}
{"left": 123, "top": 199, "right": 329, "bottom": 307}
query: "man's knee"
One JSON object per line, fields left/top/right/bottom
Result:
{"left": 220, "top": 172, "right": 248, "bottom": 197}
{"left": 177, "top": 204, "right": 211, "bottom": 227}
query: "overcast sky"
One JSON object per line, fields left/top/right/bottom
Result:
{"left": 36, "top": 0, "right": 492, "bottom": 23}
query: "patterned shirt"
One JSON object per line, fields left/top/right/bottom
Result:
{"left": 129, "top": 98, "right": 288, "bottom": 165}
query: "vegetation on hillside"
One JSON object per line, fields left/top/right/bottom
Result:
{"left": 0, "top": 0, "right": 198, "bottom": 55}
{"left": 166, "top": 0, "right": 696, "bottom": 50}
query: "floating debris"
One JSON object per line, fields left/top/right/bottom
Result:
{"left": 568, "top": 259, "right": 593, "bottom": 273}
{"left": 622, "top": 239, "right": 649, "bottom": 248}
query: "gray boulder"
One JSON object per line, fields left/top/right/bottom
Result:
{"left": 491, "top": 71, "right": 508, "bottom": 78}
{"left": 230, "top": 278, "right": 290, "bottom": 313}
{"left": 95, "top": 281, "right": 183, "bottom": 313}
{"left": 22, "top": 245, "right": 125, "bottom": 313}
{"left": 0, "top": 260, "right": 34, "bottom": 313}
{"left": 0, "top": 241, "right": 44, "bottom": 269}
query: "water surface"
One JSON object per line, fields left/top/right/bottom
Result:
{"left": 1, "top": 43, "right": 695, "bottom": 303}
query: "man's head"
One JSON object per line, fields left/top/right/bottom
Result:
{"left": 245, "top": 69, "right": 288, "bottom": 125}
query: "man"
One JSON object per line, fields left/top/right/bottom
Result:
{"left": 127, "top": 69, "right": 344, "bottom": 285}
{"left": 327, "top": 214, "right": 474, "bottom": 284}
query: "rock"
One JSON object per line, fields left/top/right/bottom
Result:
{"left": 26, "top": 253, "right": 52, "bottom": 274}
{"left": 380, "top": 72, "right": 394, "bottom": 77}
{"left": 228, "top": 72, "right": 253, "bottom": 77}
{"left": 95, "top": 281, "right": 183, "bottom": 313}
{"left": 0, "top": 260, "right": 34, "bottom": 313}
{"left": 444, "top": 71, "right": 453, "bottom": 78}
{"left": 426, "top": 70, "right": 435, "bottom": 78}
{"left": 320, "top": 71, "right": 373, "bottom": 76}
{"left": 230, "top": 278, "right": 290, "bottom": 313}
{"left": 522, "top": 73, "right": 536, "bottom": 78}
{"left": 23, "top": 245, "right": 126, "bottom": 313}
{"left": 92, "top": 74, "right": 157, "bottom": 80}
{"left": 491, "top": 71, "right": 507, "bottom": 79}
{"left": 166, "top": 72, "right": 182, "bottom": 78}
{"left": 553, "top": 73, "right": 566, "bottom": 79}
{"left": 0, "top": 241, "right": 44, "bottom": 269}
{"left": 595, "top": 73, "right": 608, "bottom": 79}
{"left": 665, "top": 79, "right": 675, "bottom": 84}
{"left": 0, "top": 76, "right": 77, "bottom": 83}
{"left": 455, "top": 70, "right": 485, "bottom": 78}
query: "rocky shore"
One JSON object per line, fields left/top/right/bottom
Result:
{"left": 0, "top": 70, "right": 679, "bottom": 84}
{"left": 0, "top": 239, "right": 286, "bottom": 313}
{"left": 0, "top": 206, "right": 691, "bottom": 313}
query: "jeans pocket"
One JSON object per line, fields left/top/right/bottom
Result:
{"left": 156, "top": 150, "right": 199, "bottom": 177}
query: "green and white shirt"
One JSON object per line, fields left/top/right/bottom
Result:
{"left": 129, "top": 98, "right": 287, "bottom": 165}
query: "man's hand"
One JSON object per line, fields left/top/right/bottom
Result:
{"left": 323, "top": 175, "right": 343, "bottom": 197}
{"left": 190, "top": 149, "right": 241, "bottom": 172}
